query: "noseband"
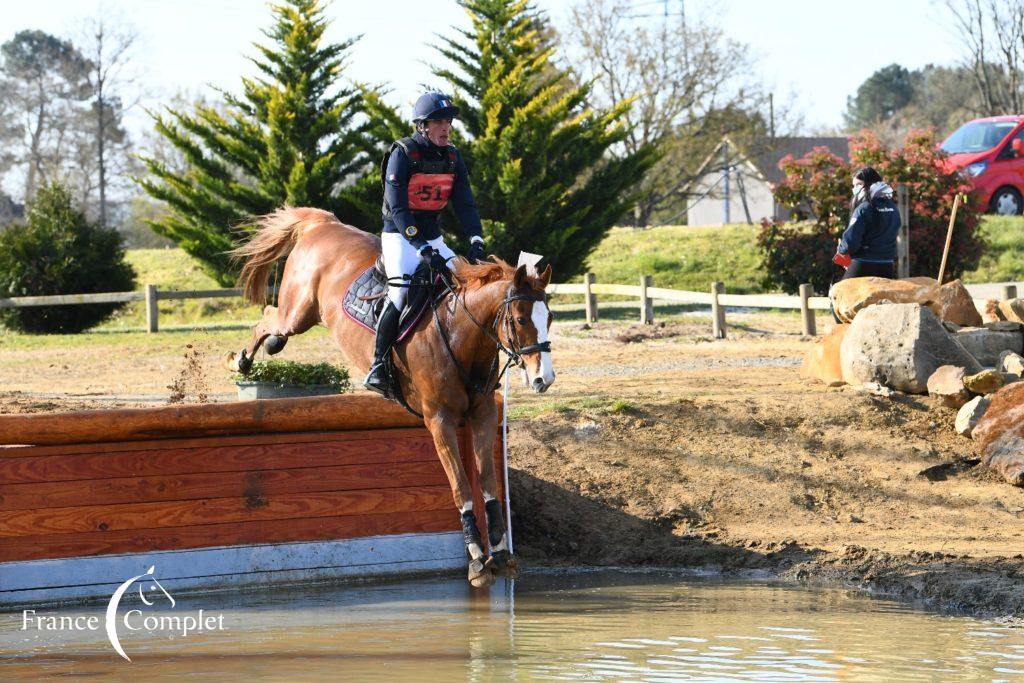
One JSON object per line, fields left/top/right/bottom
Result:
{"left": 496, "top": 286, "right": 552, "bottom": 364}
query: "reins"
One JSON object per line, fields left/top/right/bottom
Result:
{"left": 383, "top": 263, "right": 550, "bottom": 415}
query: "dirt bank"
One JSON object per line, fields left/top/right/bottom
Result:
{"left": 2, "top": 311, "right": 1022, "bottom": 617}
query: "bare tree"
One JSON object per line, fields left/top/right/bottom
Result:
{"left": 566, "top": 0, "right": 780, "bottom": 225}
{"left": 77, "top": 13, "right": 138, "bottom": 228}
{"left": 945, "top": 0, "right": 1024, "bottom": 114}
{"left": 0, "top": 30, "right": 91, "bottom": 202}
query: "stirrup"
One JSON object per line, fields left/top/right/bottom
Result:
{"left": 363, "top": 362, "right": 389, "bottom": 395}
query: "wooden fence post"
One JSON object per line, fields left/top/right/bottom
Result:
{"left": 896, "top": 185, "right": 910, "bottom": 279}
{"left": 799, "top": 283, "right": 816, "bottom": 337}
{"left": 584, "top": 272, "right": 598, "bottom": 323}
{"left": 640, "top": 275, "right": 653, "bottom": 324}
{"left": 711, "top": 281, "right": 726, "bottom": 339}
{"left": 1002, "top": 284, "right": 1018, "bottom": 300}
{"left": 145, "top": 284, "right": 159, "bottom": 334}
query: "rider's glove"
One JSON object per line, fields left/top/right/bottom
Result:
{"left": 467, "top": 239, "right": 486, "bottom": 264}
{"left": 420, "top": 246, "right": 449, "bottom": 274}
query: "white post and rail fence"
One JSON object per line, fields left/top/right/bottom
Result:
{"left": 0, "top": 280, "right": 1018, "bottom": 339}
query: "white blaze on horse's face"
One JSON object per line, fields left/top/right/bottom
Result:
{"left": 523, "top": 300, "right": 555, "bottom": 393}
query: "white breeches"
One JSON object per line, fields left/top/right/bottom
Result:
{"left": 381, "top": 232, "right": 455, "bottom": 309}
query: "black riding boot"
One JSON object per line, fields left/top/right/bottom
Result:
{"left": 363, "top": 301, "right": 401, "bottom": 394}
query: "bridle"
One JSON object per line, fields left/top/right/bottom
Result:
{"left": 432, "top": 268, "right": 552, "bottom": 401}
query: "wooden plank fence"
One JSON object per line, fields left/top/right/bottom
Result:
{"left": 1, "top": 278, "right": 1017, "bottom": 339}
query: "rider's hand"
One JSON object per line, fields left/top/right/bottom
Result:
{"left": 420, "top": 247, "right": 449, "bottom": 274}
{"left": 467, "top": 240, "right": 486, "bottom": 264}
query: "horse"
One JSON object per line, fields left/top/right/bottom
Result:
{"left": 224, "top": 206, "right": 555, "bottom": 587}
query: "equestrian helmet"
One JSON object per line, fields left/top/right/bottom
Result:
{"left": 412, "top": 92, "right": 460, "bottom": 123}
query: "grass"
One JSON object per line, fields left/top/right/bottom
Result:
{"left": 962, "top": 216, "right": 1024, "bottom": 283}
{"left": 584, "top": 224, "right": 764, "bottom": 294}
{"left": 506, "top": 396, "right": 639, "bottom": 420}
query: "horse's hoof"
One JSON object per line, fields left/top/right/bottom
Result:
{"left": 468, "top": 559, "right": 495, "bottom": 588}
{"left": 265, "top": 334, "right": 287, "bottom": 355}
{"left": 229, "top": 349, "right": 253, "bottom": 374}
{"left": 486, "top": 551, "right": 519, "bottom": 578}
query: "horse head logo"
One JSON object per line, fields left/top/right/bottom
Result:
{"left": 105, "top": 565, "right": 175, "bottom": 662}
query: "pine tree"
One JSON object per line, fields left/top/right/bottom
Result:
{"left": 138, "top": 0, "right": 378, "bottom": 285}
{"left": 433, "top": 0, "right": 657, "bottom": 277}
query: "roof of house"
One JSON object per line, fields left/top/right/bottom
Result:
{"left": 748, "top": 137, "right": 850, "bottom": 185}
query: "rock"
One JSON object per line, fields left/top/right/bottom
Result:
{"left": 856, "top": 381, "right": 896, "bottom": 397}
{"left": 956, "top": 395, "right": 990, "bottom": 437}
{"left": 840, "top": 303, "right": 983, "bottom": 393}
{"left": 932, "top": 279, "right": 983, "bottom": 327}
{"left": 964, "top": 369, "right": 1005, "bottom": 394}
{"left": 986, "top": 320, "right": 1024, "bottom": 332}
{"left": 1000, "top": 351, "right": 1024, "bottom": 378}
{"left": 800, "top": 325, "right": 848, "bottom": 385}
{"left": 1004, "top": 373, "right": 1022, "bottom": 385}
{"left": 952, "top": 327, "right": 1024, "bottom": 366}
{"left": 926, "top": 365, "right": 970, "bottom": 408}
{"left": 942, "top": 321, "right": 962, "bottom": 333}
{"left": 973, "top": 383, "right": 1024, "bottom": 486}
{"left": 1000, "top": 298, "right": 1024, "bottom": 324}
{"left": 831, "top": 277, "right": 938, "bottom": 324}
{"left": 982, "top": 299, "right": 1005, "bottom": 323}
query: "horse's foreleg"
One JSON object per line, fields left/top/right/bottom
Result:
{"left": 424, "top": 410, "right": 495, "bottom": 588}
{"left": 470, "top": 399, "right": 516, "bottom": 578}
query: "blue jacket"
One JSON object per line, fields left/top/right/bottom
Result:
{"left": 839, "top": 194, "right": 901, "bottom": 263}
{"left": 382, "top": 132, "right": 482, "bottom": 251}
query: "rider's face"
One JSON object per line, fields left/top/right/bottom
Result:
{"left": 424, "top": 119, "right": 452, "bottom": 146}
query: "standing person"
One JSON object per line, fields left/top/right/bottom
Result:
{"left": 364, "top": 91, "right": 487, "bottom": 394}
{"left": 834, "top": 167, "right": 901, "bottom": 281}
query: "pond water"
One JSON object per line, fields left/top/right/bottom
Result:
{"left": 2, "top": 569, "right": 1023, "bottom": 681}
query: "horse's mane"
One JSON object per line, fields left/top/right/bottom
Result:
{"left": 452, "top": 257, "right": 517, "bottom": 291}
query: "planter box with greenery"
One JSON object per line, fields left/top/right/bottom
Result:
{"left": 234, "top": 360, "right": 351, "bottom": 400}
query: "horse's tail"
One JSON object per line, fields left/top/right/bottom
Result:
{"left": 230, "top": 206, "right": 337, "bottom": 305}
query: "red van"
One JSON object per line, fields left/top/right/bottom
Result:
{"left": 941, "top": 115, "right": 1024, "bottom": 214}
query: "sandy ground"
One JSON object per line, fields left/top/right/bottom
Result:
{"left": 1, "top": 311, "right": 1022, "bottom": 617}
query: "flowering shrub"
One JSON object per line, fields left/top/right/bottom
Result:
{"left": 759, "top": 130, "right": 984, "bottom": 294}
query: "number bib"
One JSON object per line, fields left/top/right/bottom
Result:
{"left": 407, "top": 172, "right": 455, "bottom": 211}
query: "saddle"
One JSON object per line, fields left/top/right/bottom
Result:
{"left": 342, "top": 257, "right": 441, "bottom": 342}
{"left": 342, "top": 259, "right": 450, "bottom": 414}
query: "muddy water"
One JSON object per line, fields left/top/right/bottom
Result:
{"left": 3, "top": 569, "right": 1023, "bottom": 681}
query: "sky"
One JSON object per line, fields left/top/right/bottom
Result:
{"left": 0, "top": 0, "right": 964, "bottom": 138}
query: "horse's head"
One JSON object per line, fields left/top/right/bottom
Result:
{"left": 503, "top": 263, "right": 555, "bottom": 393}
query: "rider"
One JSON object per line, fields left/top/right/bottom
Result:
{"left": 363, "top": 91, "right": 487, "bottom": 394}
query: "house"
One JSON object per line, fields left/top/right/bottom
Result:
{"left": 686, "top": 136, "right": 849, "bottom": 226}
{"left": 0, "top": 194, "right": 24, "bottom": 228}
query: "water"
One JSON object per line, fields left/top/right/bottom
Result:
{"left": 2, "top": 569, "right": 1023, "bottom": 681}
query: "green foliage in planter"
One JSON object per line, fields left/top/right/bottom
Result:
{"left": 234, "top": 360, "right": 351, "bottom": 390}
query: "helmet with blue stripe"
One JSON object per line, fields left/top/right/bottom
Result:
{"left": 412, "top": 92, "right": 460, "bottom": 123}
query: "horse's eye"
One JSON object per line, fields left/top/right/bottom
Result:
{"left": 516, "top": 316, "right": 528, "bottom": 325}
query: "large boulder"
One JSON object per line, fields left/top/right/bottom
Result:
{"left": 954, "top": 327, "right": 1024, "bottom": 366}
{"left": 1000, "top": 351, "right": 1024, "bottom": 378}
{"left": 840, "top": 303, "right": 983, "bottom": 393}
{"left": 830, "top": 276, "right": 982, "bottom": 326}
{"left": 800, "top": 325, "right": 848, "bottom": 385}
{"left": 972, "top": 382, "right": 1024, "bottom": 486}
{"left": 831, "top": 277, "right": 937, "bottom": 324}
{"left": 1000, "top": 298, "right": 1024, "bottom": 324}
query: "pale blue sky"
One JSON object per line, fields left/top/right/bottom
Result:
{"left": 1, "top": 0, "right": 960, "bottom": 136}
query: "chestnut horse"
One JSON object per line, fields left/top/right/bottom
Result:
{"left": 224, "top": 207, "right": 555, "bottom": 587}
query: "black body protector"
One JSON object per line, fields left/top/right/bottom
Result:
{"left": 381, "top": 136, "right": 458, "bottom": 222}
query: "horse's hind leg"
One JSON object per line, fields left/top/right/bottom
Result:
{"left": 470, "top": 398, "right": 516, "bottom": 577}
{"left": 225, "top": 299, "right": 318, "bottom": 373}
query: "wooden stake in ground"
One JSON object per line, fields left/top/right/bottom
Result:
{"left": 937, "top": 193, "right": 963, "bottom": 284}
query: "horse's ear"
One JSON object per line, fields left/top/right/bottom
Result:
{"left": 537, "top": 264, "right": 552, "bottom": 288}
{"left": 513, "top": 264, "right": 528, "bottom": 289}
